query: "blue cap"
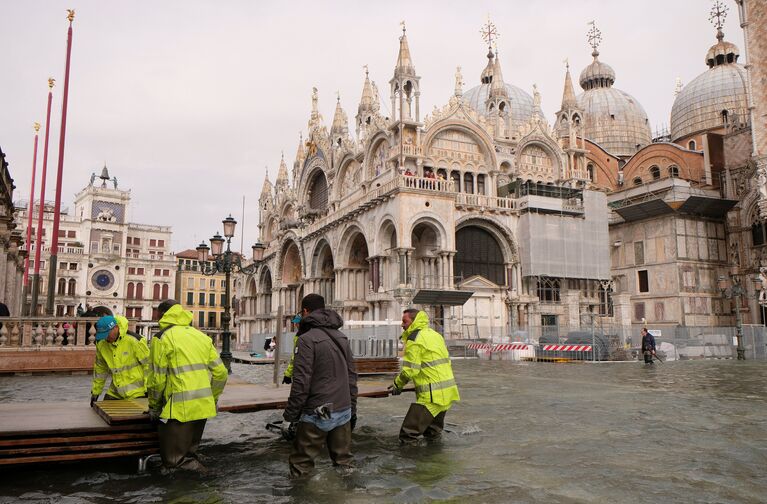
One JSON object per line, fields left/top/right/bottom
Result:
{"left": 95, "top": 316, "right": 117, "bottom": 341}
{"left": 291, "top": 314, "right": 302, "bottom": 324}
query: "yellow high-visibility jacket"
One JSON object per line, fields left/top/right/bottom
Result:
{"left": 394, "top": 311, "right": 460, "bottom": 416}
{"left": 91, "top": 315, "right": 149, "bottom": 399}
{"left": 283, "top": 334, "right": 299, "bottom": 379}
{"left": 147, "top": 304, "right": 228, "bottom": 422}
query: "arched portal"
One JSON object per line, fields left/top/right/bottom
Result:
{"left": 454, "top": 226, "right": 506, "bottom": 286}
{"left": 280, "top": 241, "right": 303, "bottom": 315}
{"left": 339, "top": 230, "right": 370, "bottom": 321}
{"left": 311, "top": 240, "right": 335, "bottom": 305}
{"left": 411, "top": 222, "right": 444, "bottom": 289}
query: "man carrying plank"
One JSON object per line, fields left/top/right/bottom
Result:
{"left": 90, "top": 315, "right": 149, "bottom": 406}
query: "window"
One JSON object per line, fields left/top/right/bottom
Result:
{"left": 150, "top": 239, "right": 157, "bottom": 247}
{"left": 649, "top": 166, "right": 660, "bottom": 180}
{"left": 221, "top": 279, "right": 227, "bottom": 289}
{"left": 633, "top": 177, "right": 642, "bottom": 186}
{"left": 67, "top": 230, "right": 76, "bottom": 238}
{"left": 450, "top": 171, "right": 461, "bottom": 191}
{"left": 587, "top": 163, "right": 594, "bottom": 181}
{"left": 154, "top": 269, "right": 161, "bottom": 276}
{"left": 208, "top": 312, "right": 217, "bottom": 328}
{"left": 753, "top": 221, "right": 766, "bottom": 247}
{"left": 153, "top": 283, "right": 161, "bottom": 300}
{"left": 68, "top": 279, "right": 76, "bottom": 296}
{"left": 187, "top": 277, "right": 194, "bottom": 289}
{"left": 136, "top": 283, "right": 144, "bottom": 300}
{"left": 199, "top": 278, "right": 206, "bottom": 289}
{"left": 137, "top": 268, "right": 144, "bottom": 275}
{"left": 158, "top": 240, "right": 165, "bottom": 247}
{"left": 163, "top": 269, "right": 170, "bottom": 277}
{"left": 634, "top": 241, "right": 645, "bottom": 265}
{"left": 134, "top": 237, "right": 140, "bottom": 246}
{"left": 161, "top": 284, "right": 169, "bottom": 299}
{"left": 57, "top": 278, "right": 66, "bottom": 295}
{"left": 669, "top": 166, "right": 679, "bottom": 178}
{"left": 638, "top": 270, "right": 649, "bottom": 293}
{"left": 221, "top": 294, "right": 226, "bottom": 306}
{"left": 128, "top": 267, "right": 136, "bottom": 275}
{"left": 127, "top": 282, "right": 135, "bottom": 299}
{"left": 209, "top": 293, "right": 215, "bottom": 306}
{"left": 454, "top": 226, "right": 506, "bottom": 285}
{"left": 58, "top": 230, "right": 66, "bottom": 238}
{"left": 68, "top": 262, "right": 77, "bottom": 270}
{"left": 463, "top": 172, "right": 474, "bottom": 194}
{"left": 199, "top": 293, "right": 205, "bottom": 306}
{"left": 688, "top": 140, "right": 696, "bottom": 150}
{"left": 198, "top": 311, "right": 205, "bottom": 327}
{"left": 210, "top": 279, "right": 216, "bottom": 289}
{"left": 537, "top": 277, "right": 561, "bottom": 302}
{"left": 477, "top": 174, "right": 486, "bottom": 195}
{"left": 186, "top": 292, "right": 194, "bottom": 305}
{"left": 598, "top": 283, "right": 614, "bottom": 316}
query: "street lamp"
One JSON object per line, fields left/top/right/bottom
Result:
{"left": 717, "top": 274, "right": 758, "bottom": 361}
{"left": 196, "top": 215, "right": 260, "bottom": 372}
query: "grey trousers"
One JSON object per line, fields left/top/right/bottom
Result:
{"left": 289, "top": 420, "right": 353, "bottom": 478}
{"left": 399, "top": 403, "right": 446, "bottom": 445}
{"left": 158, "top": 418, "right": 207, "bottom": 470}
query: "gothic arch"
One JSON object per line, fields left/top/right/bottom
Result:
{"left": 516, "top": 138, "right": 564, "bottom": 182}
{"left": 364, "top": 134, "right": 391, "bottom": 180}
{"left": 334, "top": 155, "right": 364, "bottom": 200}
{"left": 422, "top": 122, "right": 497, "bottom": 172}
{"left": 406, "top": 213, "right": 448, "bottom": 250}
{"left": 376, "top": 217, "right": 399, "bottom": 256}
{"left": 275, "top": 233, "right": 305, "bottom": 284}
{"left": 455, "top": 216, "right": 517, "bottom": 263}
{"left": 310, "top": 238, "right": 335, "bottom": 278}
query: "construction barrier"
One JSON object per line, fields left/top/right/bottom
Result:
{"left": 466, "top": 343, "right": 532, "bottom": 352}
{"left": 541, "top": 344, "right": 592, "bottom": 352}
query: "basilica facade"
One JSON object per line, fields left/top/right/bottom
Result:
{"left": 237, "top": 1, "right": 767, "bottom": 344}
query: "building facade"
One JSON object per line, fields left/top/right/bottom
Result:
{"left": 233, "top": 4, "right": 766, "bottom": 345}
{"left": 0, "top": 146, "right": 25, "bottom": 316}
{"left": 175, "top": 249, "right": 229, "bottom": 330}
{"left": 15, "top": 166, "right": 175, "bottom": 319}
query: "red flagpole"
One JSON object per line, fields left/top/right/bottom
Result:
{"left": 30, "top": 80, "right": 55, "bottom": 316}
{"left": 46, "top": 10, "right": 75, "bottom": 316}
{"left": 21, "top": 123, "right": 41, "bottom": 316}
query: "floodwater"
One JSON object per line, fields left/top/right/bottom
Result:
{"left": 1, "top": 359, "right": 766, "bottom": 504}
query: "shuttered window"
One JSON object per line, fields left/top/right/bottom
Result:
{"left": 309, "top": 172, "right": 328, "bottom": 210}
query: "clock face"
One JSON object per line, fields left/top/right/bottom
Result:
{"left": 91, "top": 270, "right": 115, "bottom": 291}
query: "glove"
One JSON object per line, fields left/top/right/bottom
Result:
{"left": 285, "top": 422, "right": 297, "bottom": 441}
{"left": 350, "top": 414, "right": 357, "bottom": 432}
{"left": 282, "top": 376, "right": 292, "bottom": 385}
{"left": 388, "top": 385, "right": 402, "bottom": 396}
{"left": 148, "top": 409, "right": 161, "bottom": 425}
{"left": 90, "top": 395, "right": 98, "bottom": 407}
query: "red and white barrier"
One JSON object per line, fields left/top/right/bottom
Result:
{"left": 541, "top": 344, "right": 592, "bottom": 352}
{"left": 467, "top": 343, "right": 532, "bottom": 352}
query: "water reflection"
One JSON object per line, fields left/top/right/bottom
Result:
{"left": 1, "top": 360, "right": 765, "bottom": 503}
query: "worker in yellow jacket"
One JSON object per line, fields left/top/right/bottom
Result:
{"left": 281, "top": 313, "right": 302, "bottom": 384}
{"left": 389, "top": 309, "right": 460, "bottom": 444}
{"left": 147, "top": 300, "right": 228, "bottom": 472}
{"left": 90, "top": 315, "right": 149, "bottom": 406}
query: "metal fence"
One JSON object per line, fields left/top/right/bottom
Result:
{"left": 248, "top": 323, "right": 399, "bottom": 359}
{"left": 650, "top": 325, "right": 767, "bottom": 361}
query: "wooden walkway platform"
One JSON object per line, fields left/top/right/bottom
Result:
{"left": 0, "top": 378, "right": 398, "bottom": 466}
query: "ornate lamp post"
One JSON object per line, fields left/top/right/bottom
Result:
{"left": 717, "top": 274, "right": 761, "bottom": 361}
{"left": 196, "top": 215, "right": 260, "bottom": 372}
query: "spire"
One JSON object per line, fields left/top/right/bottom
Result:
{"left": 489, "top": 47, "right": 508, "bottom": 99}
{"left": 394, "top": 21, "right": 416, "bottom": 76}
{"left": 308, "top": 87, "right": 323, "bottom": 131}
{"left": 295, "top": 132, "right": 305, "bottom": 163}
{"left": 260, "top": 168, "right": 273, "bottom": 200}
{"left": 359, "top": 65, "right": 375, "bottom": 113}
{"left": 561, "top": 61, "right": 577, "bottom": 109}
{"left": 331, "top": 92, "right": 349, "bottom": 136}
{"left": 276, "top": 152, "right": 289, "bottom": 187}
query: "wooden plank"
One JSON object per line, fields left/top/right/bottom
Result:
{"left": 0, "top": 440, "right": 158, "bottom": 456}
{"left": 0, "top": 448, "right": 158, "bottom": 466}
{"left": 93, "top": 398, "right": 149, "bottom": 426}
{"left": 0, "top": 431, "right": 157, "bottom": 448}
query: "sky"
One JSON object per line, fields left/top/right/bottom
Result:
{"left": 0, "top": 0, "right": 746, "bottom": 253}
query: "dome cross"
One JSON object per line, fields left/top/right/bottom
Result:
{"left": 587, "top": 21, "right": 602, "bottom": 55}
{"left": 480, "top": 16, "right": 499, "bottom": 50}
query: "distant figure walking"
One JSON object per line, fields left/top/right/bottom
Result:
{"left": 641, "top": 328, "right": 656, "bottom": 364}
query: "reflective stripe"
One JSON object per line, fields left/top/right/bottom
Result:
{"left": 171, "top": 387, "right": 213, "bottom": 404}
{"left": 169, "top": 362, "right": 208, "bottom": 375}
{"left": 112, "top": 360, "right": 143, "bottom": 374}
{"left": 93, "top": 372, "right": 109, "bottom": 380}
{"left": 422, "top": 357, "right": 450, "bottom": 368}
{"left": 211, "top": 378, "right": 227, "bottom": 391}
{"left": 401, "top": 360, "right": 421, "bottom": 370}
{"left": 151, "top": 364, "right": 167, "bottom": 376}
{"left": 208, "top": 358, "right": 223, "bottom": 370}
{"left": 415, "top": 378, "right": 457, "bottom": 394}
{"left": 114, "top": 379, "right": 145, "bottom": 396}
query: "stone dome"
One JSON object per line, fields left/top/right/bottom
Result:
{"left": 670, "top": 33, "right": 748, "bottom": 143}
{"left": 463, "top": 83, "right": 539, "bottom": 131}
{"left": 576, "top": 52, "right": 652, "bottom": 158}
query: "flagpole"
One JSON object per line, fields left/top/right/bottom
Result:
{"left": 21, "top": 123, "right": 41, "bottom": 316}
{"left": 46, "top": 9, "right": 75, "bottom": 316}
{"left": 30, "top": 79, "right": 56, "bottom": 316}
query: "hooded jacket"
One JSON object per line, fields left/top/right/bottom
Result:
{"left": 91, "top": 315, "right": 149, "bottom": 399}
{"left": 283, "top": 308, "right": 358, "bottom": 423}
{"left": 147, "top": 304, "right": 228, "bottom": 422}
{"left": 394, "top": 311, "right": 460, "bottom": 415}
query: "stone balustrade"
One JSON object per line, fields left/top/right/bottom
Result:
{"left": 0, "top": 317, "right": 100, "bottom": 348}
